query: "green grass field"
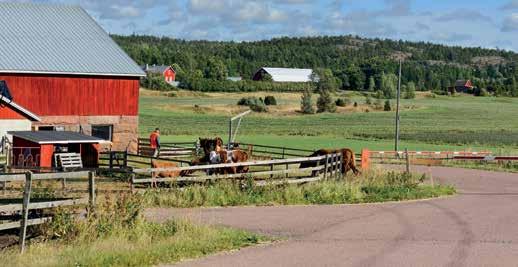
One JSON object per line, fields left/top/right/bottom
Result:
{"left": 139, "top": 90, "right": 518, "bottom": 154}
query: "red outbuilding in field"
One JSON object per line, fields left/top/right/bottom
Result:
{"left": 142, "top": 65, "right": 177, "bottom": 83}
{"left": 0, "top": 3, "right": 145, "bottom": 152}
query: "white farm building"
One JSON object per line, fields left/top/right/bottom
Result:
{"left": 252, "top": 67, "right": 315, "bottom": 82}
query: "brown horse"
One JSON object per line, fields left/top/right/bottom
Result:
{"left": 183, "top": 137, "right": 249, "bottom": 176}
{"left": 199, "top": 137, "right": 224, "bottom": 156}
{"left": 300, "top": 148, "right": 360, "bottom": 176}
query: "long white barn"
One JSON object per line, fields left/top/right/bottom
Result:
{"left": 252, "top": 67, "right": 314, "bottom": 82}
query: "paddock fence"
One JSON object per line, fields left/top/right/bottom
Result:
{"left": 130, "top": 152, "right": 344, "bottom": 188}
{"left": 137, "top": 138, "right": 199, "bottom": 159}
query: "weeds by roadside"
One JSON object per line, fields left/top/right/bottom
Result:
{"left": 1, "top": 193, "right": 265, "bottom": 267}
{"left": 141, "top": 170, "right": 455, "bottom": 208}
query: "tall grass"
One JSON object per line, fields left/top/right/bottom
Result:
{"left": 1, "top": 193, "right": 265, "bottom": 267}
{"left": 141, "top": 171, "right": 455, "bottom": 208}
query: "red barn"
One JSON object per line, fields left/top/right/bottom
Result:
{"left": 0, "top": 3, "right": 145, "bottom": 152}
{"left": 142, "top": 65, "right": 177, "bottom": 83}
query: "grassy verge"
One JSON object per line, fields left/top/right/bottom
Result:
{"left": 1, "top": 194, "right": 266, "bottom": 267}
{"left": 141, "top": 171, "right": 455, "bottom": 208}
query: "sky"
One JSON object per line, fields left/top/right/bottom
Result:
{"left": 7, "top": 0, "right": 518, "bottom": 51}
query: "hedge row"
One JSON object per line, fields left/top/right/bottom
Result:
{"left": 179, "top": 79, "right": 316, "bottom": 92}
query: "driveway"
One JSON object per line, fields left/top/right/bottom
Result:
{"left": 145, "top": 166, "right": 518, "bottom": 267}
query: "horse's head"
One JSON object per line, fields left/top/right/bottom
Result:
{"left": 215, "top": 137, "right": 224, "bottom": 151}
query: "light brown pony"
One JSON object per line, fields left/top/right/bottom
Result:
{"left": 151, "top": 160, "right": 181, "bottom": 188}
{"left": 300, "top": 148, "right": 361, "bottom": 176}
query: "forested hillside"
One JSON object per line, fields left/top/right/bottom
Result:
{"left": 114, "top": 35, "right": 518, "bottom": 96}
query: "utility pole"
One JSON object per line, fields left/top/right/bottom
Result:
{"left": 395, "top": 59, "right": 402, "bottom": 154}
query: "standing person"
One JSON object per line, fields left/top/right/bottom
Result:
{"left": 150, "top": 128, "right": 161, "bottom": 158}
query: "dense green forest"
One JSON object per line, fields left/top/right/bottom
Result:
{"left": 114, "top": 35, "right": 518, "bottom": 96}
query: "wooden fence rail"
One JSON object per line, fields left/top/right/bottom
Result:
{"left": 0, "top": 171, "right": 95, "bottom": 253}
{"left": 131, "top": 153, "right": 343, "bottom": 186}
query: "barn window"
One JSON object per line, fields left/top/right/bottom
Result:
{"left": 91, "top": 125, "right": 113, "bottom": 141}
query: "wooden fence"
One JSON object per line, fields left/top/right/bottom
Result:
{"left": 130, "top": 152, "right": 343, "bottom": 188}
{"left": 230, "top": 143, "right": 314, "bottom": 159}
{"left": 137, "top": 138, "right": 198, "bottom": 159}
{"left": 99, "top": 151, "right": 192, "bottom": 170}
{"left": 0, "top": 171, "right": 95, "bottom": 253}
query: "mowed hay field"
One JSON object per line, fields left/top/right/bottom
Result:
{"left": 139, "top": 89, "right": 518, "bottom": 154}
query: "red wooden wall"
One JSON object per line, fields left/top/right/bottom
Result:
{"left": 0, "top": 73, "right": 140, "bottom": 116}
{"left": 163, "top": 68, "right": 176, "bottom": 82}
{"left": 0, "top": 105, "right": 25, "bottom": 120}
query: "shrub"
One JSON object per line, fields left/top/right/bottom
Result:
{"left": 264, "top": 95, "right": 277, "bottom": 105}
{"left": 335, "top": 98, "right": 347, "bottom": 107}
{"left": 474, "top": 87, "right": 489, "bottom": 97}
{"left": 237, "top": 97, "right": 267, "bottom": 112}
{"left": 140, "top": 74, "right": 176, "bottom": 91}
{"left": 365, "top": 95, "right": 372, "bottom": 105}
{"left": 384, "top": 100, "right": 391, "bottom": 111}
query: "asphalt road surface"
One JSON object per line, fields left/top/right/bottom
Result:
{"left": 146, "top": 166, "right": 518, "bottom": 267}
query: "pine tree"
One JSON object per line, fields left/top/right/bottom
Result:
{"left": 300, "top": 88, "right": 315, "bottom": 114}
{"left": 317, "top": 89, "right": 336, "bottom": 113}
{"left": 368, "top": 76, "right": 376, "bottom": 91}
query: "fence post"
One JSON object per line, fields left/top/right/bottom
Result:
{"left": 405, "top": 148, "right": 410, "bottom": 174}
{"left": 88, "top": 171, "right": 96, "bottom": 209}
{"left": 130, "top": 173, "right": 135, "bottom": 193}
{"left": 61, "top": 176, "right": 67, "bottom": 192}
{"left": 20, "top": 171, "right": 33, "bottom": 253}
{"left": 323, "top": 154, "right": 329, "bottom": 180}
{"left": 124, "top": 151, "right": 128, "bottom": 168}
{"left": 315, "top": 156, "right": 321, "bottom": 178}
{"left": 338, "top": 153, "right": 343, "bottom": 180}
{"left": 2, "top": 165, "right": 7, "bottom": 192}
{"left": 361, "top": 149, "right": 370, "bottom": 170}
{"left": 109, "top": 152, "right": 113, "bottom": 169}
{"left": 270, "top": 164, "right": 274, "bottom": 179}
{"left": 282, "top": 148, "right": 286, "bottom": 159}
{"left": 335, "top": 153, "right": 340, "bottom": 180}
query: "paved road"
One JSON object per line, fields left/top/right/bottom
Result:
{"left": 146, "top": 166, "right": 518, "bottom": 267}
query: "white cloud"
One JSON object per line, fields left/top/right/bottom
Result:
{"left": 502, "top": 13, "right": 518, "bottom": 32}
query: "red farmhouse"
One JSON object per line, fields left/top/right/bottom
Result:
{"left": 0, "top": 3, "right": 145, "bottom": 152}
{"left": 142, "top": 65, "right": 177, "bottom": 83}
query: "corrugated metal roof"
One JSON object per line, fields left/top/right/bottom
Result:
{"left": 260, "top": 67, "right": 314, "bottom": 82}
{"left": 0, "top": 3, "right": 145, "bottom": 77}
{"left": 7, "top": 131, "right": 106, "bottom": 144}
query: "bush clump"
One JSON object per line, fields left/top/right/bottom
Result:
{"left": 264, "top": 95, "right": 277, "bottom": 105}
{"left": 335, "top": 98, "right": 348, "bottom": 107}
{"left": 237, "top": 97, "right": 268, "bottom": 112}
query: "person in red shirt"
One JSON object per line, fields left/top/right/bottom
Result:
{"left": 149, "top": 128, "right": 161, "bottom": 157}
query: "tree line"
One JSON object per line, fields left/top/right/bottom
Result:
{"left": 113, "top": 34, "right": 518, "bottom": 97}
